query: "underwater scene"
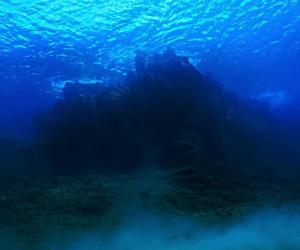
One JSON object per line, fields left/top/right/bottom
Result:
{"left": 0, "top": 0, "right": 300, "bottom": 249}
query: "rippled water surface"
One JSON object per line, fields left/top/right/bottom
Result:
{"left": 1, "top": 0, "right": 299, "bottom": 82}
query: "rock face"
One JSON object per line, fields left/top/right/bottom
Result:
{"left": 34, "top": 49, "right": 274, "bottom": 173}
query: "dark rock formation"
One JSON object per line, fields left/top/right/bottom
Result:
{"left": 33, "top": 50, "right": 274, "bottom": 173}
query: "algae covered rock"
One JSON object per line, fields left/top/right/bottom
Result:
{"left": 0, "top": 176, "right": 113, "bottom": 236}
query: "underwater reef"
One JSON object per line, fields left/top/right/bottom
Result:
{"left": 1, "top": 50, "right": 299, "bottom": 244}
{"left": 34, "top": 49, "right": 287, "bottom": 173}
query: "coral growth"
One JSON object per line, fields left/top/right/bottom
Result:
{"left": 0, "top": 171, "right": 299, "bottom": 238}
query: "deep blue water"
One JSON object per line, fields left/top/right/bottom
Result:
{"left": 0, "top": 0, "right": 300, "bottom": 135}
{"left": 1, "top": 2, "right": 300, "bottom": 249}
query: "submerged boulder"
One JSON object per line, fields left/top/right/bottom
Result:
{"left": 34, "top": 50, "right": 273, "bottom": 173}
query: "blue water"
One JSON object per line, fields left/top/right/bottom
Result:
{"left": 1, "top": 1, "right": 300, "bottom": 87}
{"left": 1, "top": 1, "right": 299, "bottom": 72}
{"left": 0, "top": 0, "right": 300, "bottom": 135}
{"left": 1, "top": 2, "right": 300, "bottom": 249}
{"left": 0, "top": 0, "right": 300, "bottom": 134}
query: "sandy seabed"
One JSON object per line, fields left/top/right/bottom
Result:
{"left": 0, "top": 166, "right": 299, "bottom": 249}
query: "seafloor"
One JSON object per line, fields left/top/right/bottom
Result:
{"left": 0, "top": 165, "right": 299, "bottom": 244}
